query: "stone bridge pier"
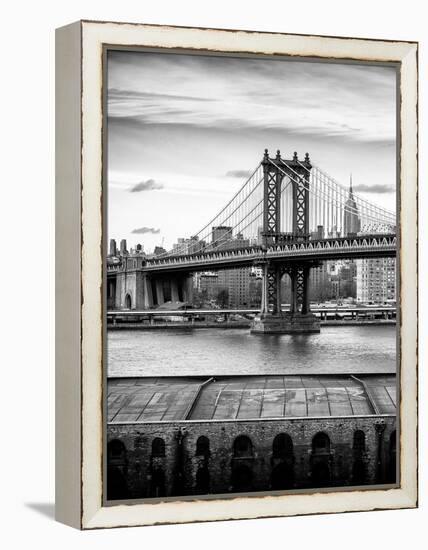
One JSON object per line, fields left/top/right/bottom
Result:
{"left": 108, "top": 270, "right": 194, "bottom": 310}
{"left": 251, "top": 261, "right": 320, "bottom": 334}
{"left": 250, "top": 150, "right": 320, "bottom": 334}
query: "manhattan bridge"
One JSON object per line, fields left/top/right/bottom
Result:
{"left": 107, "top": 149, "right": 396, "bottom": 333}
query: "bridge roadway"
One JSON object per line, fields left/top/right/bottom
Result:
{"left": 140, "top": 234, "right": 396, "bottom": 274}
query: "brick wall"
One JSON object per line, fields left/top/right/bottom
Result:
{"left": 107, "top": 416, "right": 396, "bottom": 500}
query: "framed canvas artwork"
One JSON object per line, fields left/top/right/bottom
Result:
{"left": 55, "top": 20, "right": 418, "bottom": 529}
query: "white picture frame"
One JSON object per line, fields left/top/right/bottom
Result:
{"left": 55, "top": 20, "right": 418, "bottom": 529}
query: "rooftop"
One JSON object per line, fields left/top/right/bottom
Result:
{"left": 107, "top": 374, "right": 396, "bottom": 423}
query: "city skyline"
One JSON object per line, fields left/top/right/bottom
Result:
{"left": 107, "top": 51, "right": 397, "bottom": 252}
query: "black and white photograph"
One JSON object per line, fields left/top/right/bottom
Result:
{"left": 105, "top": 49, "right": 398, "bottom": 501}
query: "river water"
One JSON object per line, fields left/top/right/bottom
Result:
{"left": 107, "top": 325, "right": 396, "bottom": 377}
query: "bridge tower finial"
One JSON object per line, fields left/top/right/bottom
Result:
{"left": 276, "top": 149, "right": 281, "bottom": 160}
{"left": 293, "top": 151, "right": 298, "bottom": 162}
{"left": 305, "top": 152, "right": 310, "bottom": 164}
{"left": 263, "top": 148, "right": 269, "bottom": 161}
{"left": 350, "top": 173, "right": 353, "bottom": 194}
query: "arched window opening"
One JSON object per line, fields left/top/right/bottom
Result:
{"left": 353, "top": 430, "right": 366, "bottom": 453}
{"left": 125, "top": 293, "right": 132, "bottom": 309}
{"left": 151, "top": 437, "right": 165, "bottom": 457}
{"left": 312, "top": 432, "right": 331, "bottom": 454}
{"left": 272, "top": 433, "right": 293, "bottom": 458}
{"left": 108, "top": 439, "right": 127, "bottom": 461}
{"left": 233, "top": 435, "right": 253, "bottom": 458}
{"left": 196, "top": 436, "right": 210, "bottom": 457}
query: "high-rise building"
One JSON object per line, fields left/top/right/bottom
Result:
{"left": 248, "top": 271, "right": 262, "bottom": 307}
{"left": 310, "top": 262, "right": 335, "bottom": 302}
{"left": 211, "top": 226, "right": 232, "bottom": 249}
{"left": 338, "top": 261, "right": 357, "bottom": 298}
{"left": 198, "top": 272, "right": 220, "bottom": 301}
{"left": 343, "top": 175, "right": 361, "bottom": 236}
{"left": 356, "top": 258, "right": 396, "bottom": 303}
{"left": 210, "top": 232, "right": 253, "bottom": 307}
{"left": 172, "top": 237, "right": 190, "bottom": 255}
{"left": 218, "top": 268, "right": 252, "bottom": 308}
{"left": 172, "top": 236, "right": 207, "bottom": 255}
{"left": 120, "top": 239, "right": 128, "bottom": 256}
{"left": 153, "top": 245, "right": 167, "bottom": 256}
{"left": 310, "top": 225, "right": 325, "bottom": 240}
{"left": 109, "top": 238, "right": 117, "bottom": 257}
{"left": 188, "top": 235, "right": 207, "bottom": 254}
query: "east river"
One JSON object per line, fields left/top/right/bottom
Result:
{"left": 107, "top": 325, "right": 396, "bottom": 377}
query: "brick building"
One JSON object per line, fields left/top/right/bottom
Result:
{"left": 107, "top": 375, "right": 397, "bottom": 500}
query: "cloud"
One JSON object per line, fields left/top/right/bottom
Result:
{"left": 131, "top": 227, "right": 161, "bottom": 234}
{"left": 130, "top": 179, "right": 163, "bottom": 192}
{"left": 109, "top": 87, "right": 214, "bottom": 104}
{"left": 107, "top": 52, "right": 396, "bottom": 144}
{"left": 225, "top": 170, "right": 253, "bottom": 178}
{"left": 353, "top": 183, "right": 394, "bottom": 194}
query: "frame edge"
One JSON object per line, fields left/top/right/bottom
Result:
{"left": 55, "top": 20, "right": 83, "bottom": 529}
{"left": 78, "top": 21, "right": 418, "bottom": 529}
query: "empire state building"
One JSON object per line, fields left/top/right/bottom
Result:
{"left": 343, "top": 175, "right": 361, "bottom": 236}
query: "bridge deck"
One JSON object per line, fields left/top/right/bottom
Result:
{"left": 107, "top": 374, "right": 396, "bottom": 423}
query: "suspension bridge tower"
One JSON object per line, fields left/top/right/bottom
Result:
{"left": 251, "top": 149, "right": 321, "bottom": 334}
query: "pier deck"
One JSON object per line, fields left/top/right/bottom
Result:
{"left": 107, "top": 374, "right": 396, "bottom": 423}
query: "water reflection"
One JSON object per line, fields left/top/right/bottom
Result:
{"left": 107, "top": 325, "right": 396, "bottom": 377}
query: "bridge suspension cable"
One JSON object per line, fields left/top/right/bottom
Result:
{"left": 295, "top": 160, "right": 396, "bottom": 227}
{"left": 153, "top": 152, "right": 396, "bottom": 259}
{"left": 270, "top": 158, "right": 396, "bottom": 236}
{"left": 155, "top": 162, "right": 266, "bottom": 257}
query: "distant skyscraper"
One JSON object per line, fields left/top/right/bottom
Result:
{"left": 120, "top": 239, "right": 128, "bottom": 255}
{"left": 198, "top": 272, "right": 220, "bottom": 301}
{"left": 310, "top": 225, "right": 325, "bottom": 240}
{"left": 357, "top": 257, "right": 396, "bottom": 303}
{"left": 153, "top": 245, "right": 167, "bottom": 256}
{"left": 211, "top": 226, "right": 232, "bottom": 249}
{"left": 343, "top": 175, "right": 361, "bottom": 236}
{"left": 309, "top": 262, "right": 334, "bottom": 302}
{"left": 172, "top": 236, "right": 207, "bottom": 255}
{"left": 172, "top": 237, "right": 189, "bottom": 255}
{"left": 218, "top": 268, "right": 252, "bottom": 308}
{"left": 109, "top": 238, "right": 117, "bottom": 257}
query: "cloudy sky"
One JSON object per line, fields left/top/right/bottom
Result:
{"left": 107, "top": 50, "right": 397, "bottom": 251}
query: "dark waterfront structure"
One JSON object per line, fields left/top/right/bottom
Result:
{"left": 106, "top": 374, "right": 397, "bottom": 500}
